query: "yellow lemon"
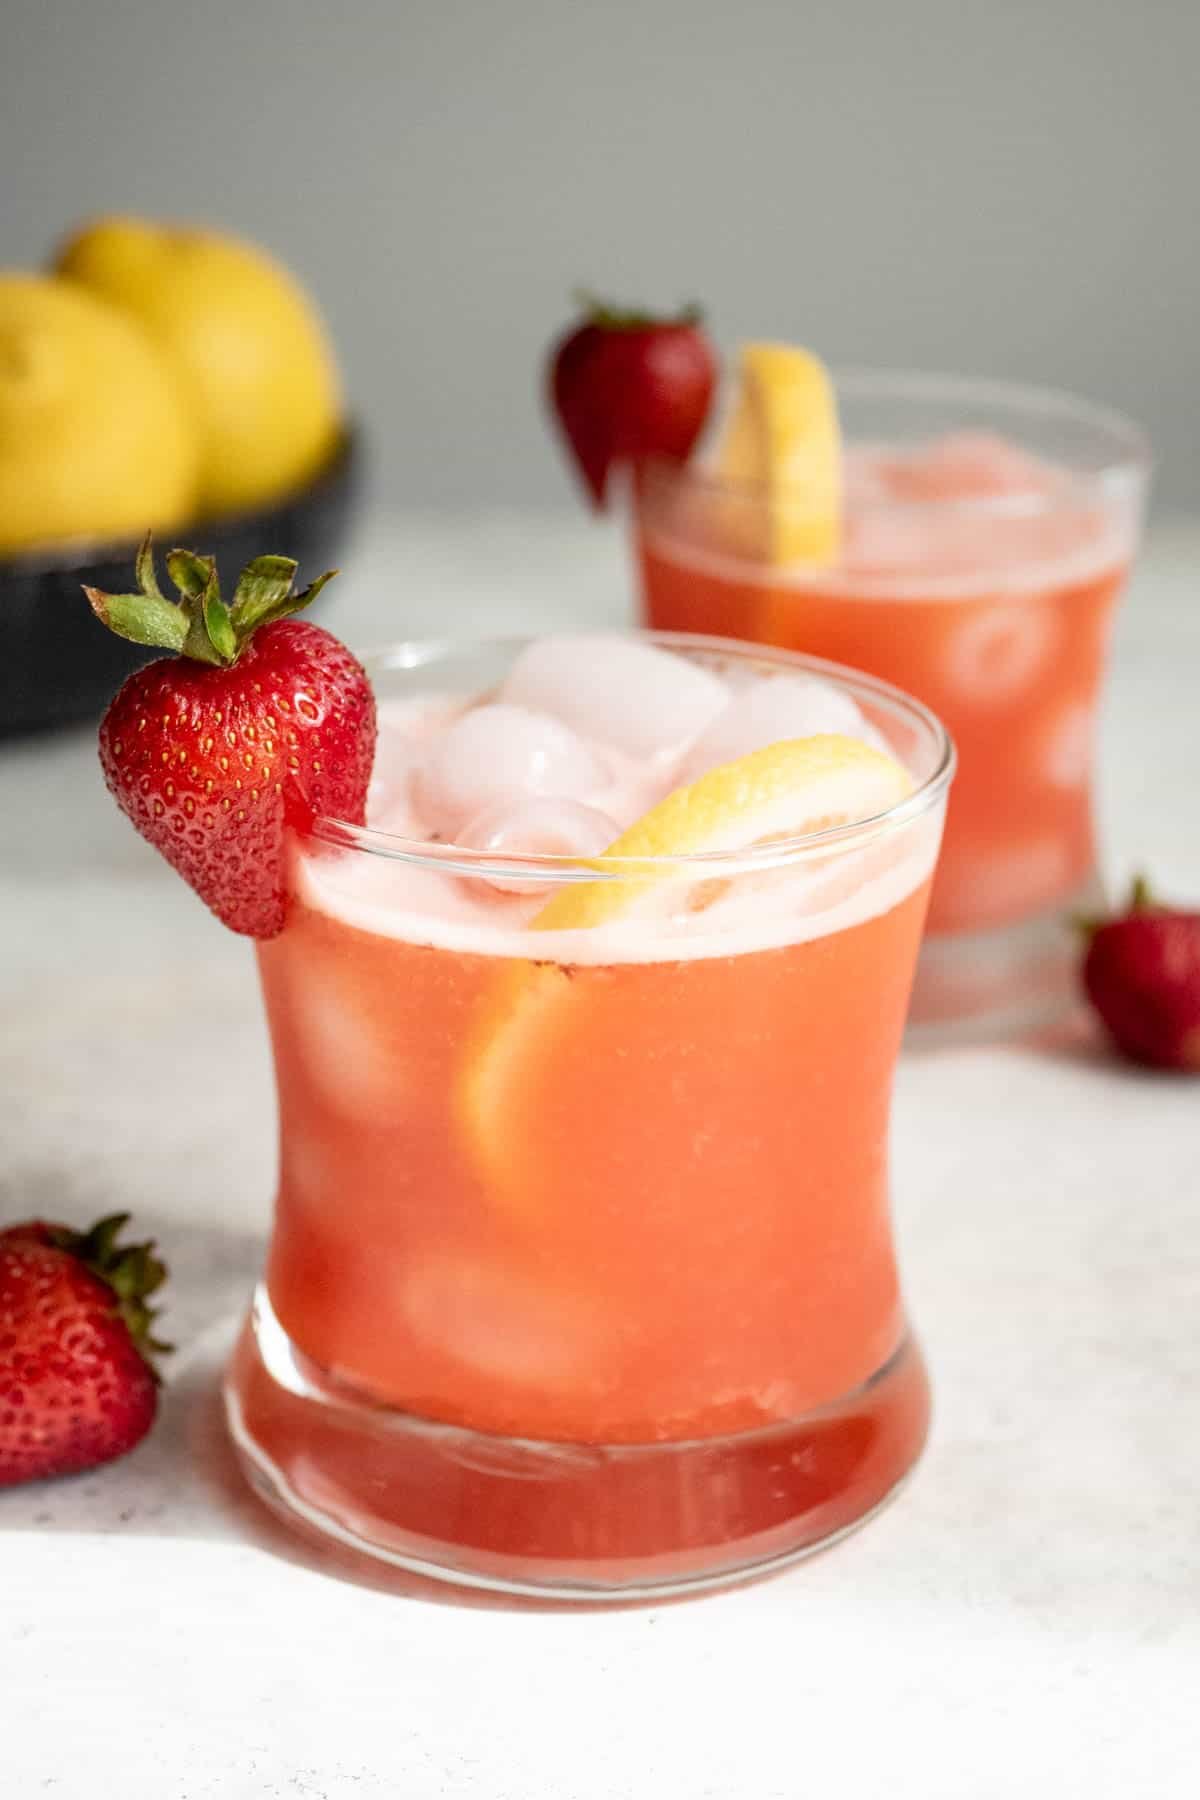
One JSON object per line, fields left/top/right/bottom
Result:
{"left": 0, "top": 273, "right": 197, "bottom": 555}
{"left": 527, "top": 731, "right": 910, "bottom": 931}
{"left": 56, "top": 216, "right": 343, "bottom": 517}
{"left": 715, "top": 342, "right": 842, "bottom": 564}
{"left": 461, "top": 733, "right": 912, "bottom": 1208}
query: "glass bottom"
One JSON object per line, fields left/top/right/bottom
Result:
{"left": 909, "top": 868, "right": 1101, "bottom": 1045}
{"left": 223, "top": 1289, "right": 931, "bottom": 1602}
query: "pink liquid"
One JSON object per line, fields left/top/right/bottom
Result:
{"left": 226, "top": 638, "right": 945, "bottom": 1592}
{"left": 638, "top": 434, "right": 1137, "bottom": 935}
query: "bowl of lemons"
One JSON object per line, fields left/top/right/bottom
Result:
{"left": 0, "top": 216, "right": 359, "bottom": 733}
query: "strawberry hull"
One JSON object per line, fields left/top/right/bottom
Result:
{"left": 90, "top": 546, "right": 376, "bottom": 937}
{"left": 1, "top": 427, "right": 360, "bottom": 737}
{"left": 0, "top": 1215, "right": 166, "bottom": 1487}
{"left": 549, "top": 301, "right": 716, "bottom": 506}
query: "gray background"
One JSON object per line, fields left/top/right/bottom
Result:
{"left": 4, "top": 0, "right": 1197, "bottom": 509}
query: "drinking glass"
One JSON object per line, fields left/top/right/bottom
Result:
{"left": 225, "top": 633, "right": 954, "bottom": 1599}
{"left": 634, "top": 373, "right": 1149, "bottom": 1035}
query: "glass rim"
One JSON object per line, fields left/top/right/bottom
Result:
{"left": 308, "top": 630, "right": 956, "bottom": 881}
{"left": 644, "top": 365, "right": 1151, "bottom": 514}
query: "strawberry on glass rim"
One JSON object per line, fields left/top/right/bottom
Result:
{"left": 87, "top": 538, "right": 376, "bottom": 937}
{"left": 548, "top": 293, "right": 718, "bottom": 507}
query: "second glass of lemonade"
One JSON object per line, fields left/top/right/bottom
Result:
{"left": 226, "top": 632, "right": 953, "bottom": 1599}
{"left": 635, "top": 372, "right": 1149, "bottom": 1034}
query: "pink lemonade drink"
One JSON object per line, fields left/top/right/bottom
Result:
{"left": 635, "top": 373, "right": 1148, "bottom": 1033}
{"left": 226, "top": 633, "right": 953, "bottom": 1599}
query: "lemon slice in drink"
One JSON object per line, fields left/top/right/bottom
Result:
{"left": 715, "top": 342, "right": 842, "bottom": 565}
{"left": 461, "top": 734, "right": 911, "bottom": 1210}
{"left": 527, "top": 732, "right": 910, "bottom": 931}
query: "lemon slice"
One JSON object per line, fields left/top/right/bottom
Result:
{"left": 460, "top": 734, "right": 911, "bottom": 1210}
{"left": 715, "top": 342, "right": 842, "bottom": 565}
{"left": 528, "top": 732, "right": 910, "bottom": 933}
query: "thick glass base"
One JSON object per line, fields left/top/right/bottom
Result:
{"left": 224, "top": 1289, "right": 931, "bottom": 1602}
{"left": 909, "top": 870, "right": 1102, "bottom": 1045}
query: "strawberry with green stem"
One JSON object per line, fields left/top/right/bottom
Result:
{"left": 87, "top": 536, "right": 376, "bottom": 937}
{"left": 1081, "top": 875, "right": 1200, "bottom": 1072}
{"left": 0, "top": 1213, "right": 169, "bottom": 1487}
{"left": 548, "top": 293, "right": 718, "bottom": 507}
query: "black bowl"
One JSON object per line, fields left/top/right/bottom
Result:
{"left": 0, "top": 428, "right": 363, "bottom": 736}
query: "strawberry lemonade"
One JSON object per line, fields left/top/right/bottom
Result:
{"left": 635, "top": 361, "right": 1148, "bottom": 1032}
{"left": 225, "top": 632, "right": 953, "bottom": 1598}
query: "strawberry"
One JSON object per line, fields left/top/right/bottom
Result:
{"left": 0, "top": 1213, "right": 169, "bottom": 1487}
{"left": 87, "top": 538, "right": 376, "bottom": 937}
{"left": 1081, "top": 875, "right": 1200, "bottom": 1072}
{"left": 548, "top": 294, "right": 718, "bottom": 507}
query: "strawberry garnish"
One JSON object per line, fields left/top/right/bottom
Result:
{"left": 0, "top": 1213, "right": 169, "bottom": 1487}
{"left": 87, "top": 539, "right": 376, "bottom": 937}
{"left": 548, "top": 294, "right": 718, "bottom": 508}
{"left": 1081, "top": 875, "right": 1200, "bottom": 1072}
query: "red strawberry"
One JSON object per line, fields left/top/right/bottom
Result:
{"left": 0, "top": 1213, "right": 169, "bottom": 1487}
{"left": 1081, "top": 876, "right": 1200, "bottom": 1072}
{"left": 548, "top": 294, "right": 718, "bottom": 507}
{"left": 87, "top": 539, "right": 376, "bottom": 937}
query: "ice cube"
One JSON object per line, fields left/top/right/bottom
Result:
{"left": 401, "top": 1254, "right": 602, "bottom": 1390}
{"left": 285, "top": 964, "right": 404, "bottom": 1120}
{"left": 887, "top": 432, "right": 1059, "bottom": 503}
{"left": 677, "top": 674, "right": 882, "bottom": 783}
{"left": 367, "top": 693, "right": 463, "bottom": 819}
{"left": 942, "top": 603, "right": 1057, "bottom": 705}
{"left": 952, "top": 836, "right": 1075, "bottom": 921}
{"left": 842, "top": 447, "right": 899, "bottom": 508}
{"left": 458, "top": 797, "right": 620, "bottom": 894}
{"left": 411, "top": 703, "right": 603, "bottom": 837}
{"left": 281, "top": 1115, "right": 346, "bottom": 1213}
{"left": 366, "top": 735, "right": 422, "bottom": 822}
{"left": 1039, "top": 701, "right": 1094, "bottom": 790}
{"left": 842, "top": 507, "right": 942, "bottom": 572}
{"left": 501, "top": 635, "right": 728, "bottom": 759}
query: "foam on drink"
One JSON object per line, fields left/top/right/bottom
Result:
{"left": 295, "top": 638, "right": 940, "bottom": 961}
{"left": 651, "top": 433, "right": 1136, "bottom": 599}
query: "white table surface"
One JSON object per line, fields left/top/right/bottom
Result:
{"left": 2, "top": 512, "right": 1198, "bottom": 1799}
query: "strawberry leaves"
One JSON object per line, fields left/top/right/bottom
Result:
{"left": 86, "top": 535, "right": 338, "bottom": 668}
{"left": 46, "top": 1211, "right": 172, "bottom": 1365}
{"left": 83, "top": 585, "right": 189, "bottom": 653}
{"left": 166, "top": 547, "right": 216, "bottom": 600}
{"left": 229, "top": 554, "right": 299, "bottom": 632}
{"left": 229, "top": 558, "right": 337, "bottom": 635}
{"left": 135, "top": 531, "right": 166, "bottom": 601}
{"left": 199, "top": 580, "right": 238, "bottom": 664}
{"left": 548, "top": 295, "right": 718, "bottom": 507}
{"left": 572, "top": 291, "right": 705, "bottom": 333}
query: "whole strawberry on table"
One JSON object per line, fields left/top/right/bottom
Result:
{"left": 0, "top": 1214, "right": 168, "bottom": 1486}
{"left": 1080, "top": 877, "right": 1200, "bottom": 1073}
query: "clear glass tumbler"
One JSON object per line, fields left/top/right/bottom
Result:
{"left": 634, "top": 373, "right": 1149, "bottom": 1037}
{"left": 225, "top": 633, "right": 954, "bottom": 1600}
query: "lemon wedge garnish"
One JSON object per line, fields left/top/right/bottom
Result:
{"left": 715, "top": 342, "right": 842, "bottom": 565}
{"left": 460, "top": 734, "right": 911, "bottom": 1211}
{"left": 527, "top": 732, "right": 909, "bottom": 932}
